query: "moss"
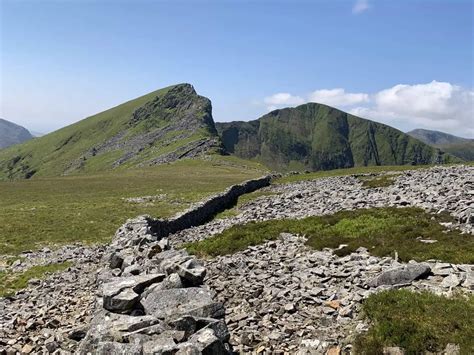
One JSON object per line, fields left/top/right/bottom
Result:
{"left": 358, "top": 174, "right": 397, "bottom": 188}
{"left": 185, "top": 207, "right": 474, "bottom": 264}
{"left": 355, "top": 289, "right": 474, "bottom": 354}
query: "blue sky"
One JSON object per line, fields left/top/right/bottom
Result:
{"left": 1, "top": 0, "right": 473, "bottom": 136}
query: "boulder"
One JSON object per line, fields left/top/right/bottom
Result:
{"left": 102, "top": 274, "right": 165, "bottom": 312}
{"left": 142, "top": 334, "right": 177, "bottom": 354}
{"left": 142, "top": 287, "right": 224, "bottom": 320}
{"left": 188, "top": 328, "right": 227, "bottom": 355}
{"left": 368, "top": 263, "right": 431, "bottom": 287}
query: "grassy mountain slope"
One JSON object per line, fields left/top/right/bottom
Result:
{"left": 407, "top": 129, "right": 474, "bottom": 161}
{"left": 0, "top": 84, "right": 222, "bottom": 179}
{"left": 0, "top": 119, "right": 34, "bottom": 149}
{"left": 216, "top": 103, "right": 457, "bottom": 171}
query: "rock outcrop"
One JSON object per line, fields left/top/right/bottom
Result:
{"left": 77, "top": 216, "right": 231, "bottom": 354}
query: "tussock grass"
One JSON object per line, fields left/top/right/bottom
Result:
{"left": 0, "top": 262, "right": 72, "bottom": 297}
{"left": 355, "top": 289, "right": 474, "bottom": 353}
{"left": 185, "top": 207, "right": 474, "bottom": 264}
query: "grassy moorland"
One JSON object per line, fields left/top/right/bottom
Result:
{"left": 185, "top": 207, "right": 474, "bottom": 264}
{"left": 0, "top": 157, "right": 265, "bottom": 256}
{"left": 355, "top": 289, "right": 474, "bottom": 353}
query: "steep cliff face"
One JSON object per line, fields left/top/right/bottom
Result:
{"left": 0, "top": 119, "right": 34, "bottom": 149}
{"left": 216, "top": 103, "right": 455, "bottom": 171}
{"left": 0, "top": 84, "right": 223, "bottom": 179}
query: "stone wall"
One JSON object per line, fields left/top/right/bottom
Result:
{"left": 148, "top": 175, "right": 271, "bottom": 238}
{"left": 77, "top": 176, "right": 271, "bottom": 354}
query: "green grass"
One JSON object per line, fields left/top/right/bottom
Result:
{"left": 0, "top": 262, "right": 72, "bottom": 297}
{"left": 355, "top": 289, "right": 474, "bottom": 354}
{"left": 0, "top": 157, "right": 265, "bottom": 256}
{"left": 358, "top": 174, "right": 398, "bottom": 188}
{"left": 185, "top": 207, "right": 474, "bottom": 264}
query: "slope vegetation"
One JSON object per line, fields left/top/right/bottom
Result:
{"left": 0, "top": 119, "right": 34, "bottom": 149}
{"left": 408, "top": 129, "right": 474, "bottom": 161}
{"left": 0, "top": 84, "right": 222, "bottom": 179}
{"left": 217, "top": 103, "right": 456, "bottom": 171}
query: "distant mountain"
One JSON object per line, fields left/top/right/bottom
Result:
{"left": 0, "top": 119, "right": 34, "bottom": 149}
{"left": 0, "top": 84, "right": 222, "bottom": 179}
{"left": 30, "top": 131, "right": 45, "bottom": 137}
{"left": 216, "top": 103, "right": 458, "bottom": 171}
{"left": 407, "top": 129, "right": 474, "bottom": 161}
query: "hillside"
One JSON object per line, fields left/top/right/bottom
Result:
{"left": 0, "top": 84, "right": 222, "bottom": 179}
{"left": 0, "top": 119, "right": 34, "bottom": 149}
{"left": 216, "top": 103, "right": 457, "bottom": 171}
{"left": 407, "top": 129, "right": 474, "bottom": 161}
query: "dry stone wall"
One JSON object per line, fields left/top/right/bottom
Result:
{"left": 77, "top": 176, "right": 271, "bottom": 354}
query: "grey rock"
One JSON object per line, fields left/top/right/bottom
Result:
{"left": 188, "top": 328, "right": 227, "bottom": 354}
{"left": 368, "top": 263, "right": 431, "bottom": 287}
{"left": 142, "top": 287, "right": 224, "bottom": 320}
{"left": 441, "top": 274, "right": 461, "bottom": 288}
{"left": 96, "top": 341, "right": 143, "bottom": 354}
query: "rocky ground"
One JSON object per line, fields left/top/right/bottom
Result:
{"left": 0, "top": 165, "right": 472, "bottom": 354}
{"left": 171, "top": 165, "right": 474, "bottom": 247}
{"left": 0, "top": 247, "right": 103, "bottom": 354}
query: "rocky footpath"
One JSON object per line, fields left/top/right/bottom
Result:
{"left": 77, "top": 216, "right": 232, "bottom": 354}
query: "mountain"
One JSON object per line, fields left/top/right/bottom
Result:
{"left": 216, "top": 103, "right": 457, "bottom": 171}
{"left": 0, "top": 119, "right": 34, "bottom": 149}
{"left": 0, "top": 84, "right": 222, "bottom": 179}
{"left": 407, "top": 129, "right": 474, "bottom": 161}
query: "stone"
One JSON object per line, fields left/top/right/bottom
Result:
{"left": 96, "top": 341, "right": 143, "bottom": 354}
{"left": 142, "top": 287, "right": 224, "bottom": 320}
{"left": 444, "top": 343, "right": 460, "bottom": 355}
{"left": 383, "top": 347, "right": 405, "bottom": 355}
{"left": 102, "top": 273, "right": 165, "bottom": 312}
{"left": 142, "top": 335, "right": 177, "bottom": 354}
{"left": 104, "top": 287, "right": 139, "bottom": 313}
{"left": 20, "top": 344, "right": 33, "bottom": 354}
{"left": 168, "top": 316, "right": 197, "bottom": 339}
{"left": 368, "top": 263, "right": 431, "bottom": 287}
{"left": 441, "top": 274, "right": 461, "bottom": 288}
{"left": 188, "top": 328, "right": 227, "bottom": 354}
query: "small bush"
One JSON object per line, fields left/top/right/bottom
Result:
{"left": 354, "top": 289, "right": 474, "bottom": 354}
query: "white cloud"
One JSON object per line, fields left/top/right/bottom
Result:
{"left": 352, "top": 0, "right": 370, "bottom": 14}
{"left": 262, "top": 81, "right": 474, "bottom": 138}
{"left": 264, "top": 93, "right": 305, "bottom": 107}
{"left": 308, "top": 88, "right": 369, "bottom": 107}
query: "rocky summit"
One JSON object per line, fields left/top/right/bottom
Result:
{"left": 0, "top": 165, "right": 473, "bottom": 354}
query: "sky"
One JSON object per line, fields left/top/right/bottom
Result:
{"left": 1, "top": 0, "right": 473, "bottom": 137}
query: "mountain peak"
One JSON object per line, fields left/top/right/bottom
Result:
{"left": 0, "top": 84, "right": 222, "bottom": 179}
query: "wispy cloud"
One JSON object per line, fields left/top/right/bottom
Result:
{"left": 261, "top": 81, "right": 474, "bottom": 138}
{"left": 352, "top": 0, "right": 370, "bottom": 14}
